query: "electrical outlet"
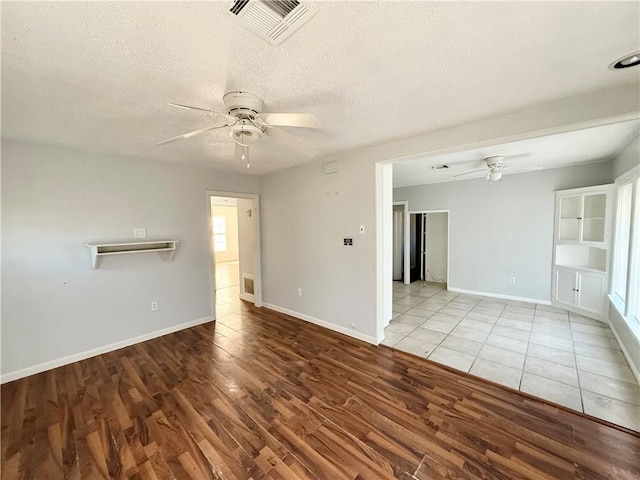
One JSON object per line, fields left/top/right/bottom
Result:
{"left": 359, "top": 225, "right": 365, "bottom": 234}
{"left": 134, "top": 228, "right": 146, "bottom": 239}
{"left": 297, "top": 288, "right": 303, "bottom": 297}
{"left": 509, "top": 277, "right": 516, "bottom": 284}
{"left": 350, "top": 323, "right": 356, "bottom": 329}
{"left": 151, "top": 301, "right": 158, "bottom": 311}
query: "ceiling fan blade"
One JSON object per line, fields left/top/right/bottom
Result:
{"left": 166, "top": 102, "right": 236, "bottom": 122}
{"left": 157, "top": 124, "right": 230, "bottom": 145}
{"left": 453, "top": 168, "right": 486, "bottom": 178}
{"left": 264, "top": 127, "right": 319, "bottom": 157}
{"left": 503, "top": 166, "right": 544, "bottom": 171}
{"left": 258, "top": 113, "right": 321, "bottom": 129}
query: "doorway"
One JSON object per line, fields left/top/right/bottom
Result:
{"left": 208, "top": 191, "right": 262, "bottom": 319}
{"left": 392, "top": 201, "right": 410, "bottom": 284}
{"left": 408, "top": 211, "right": 449, "bottom": 284}
{"left": 211, "top": 197, "right": 241, "bottom": 308}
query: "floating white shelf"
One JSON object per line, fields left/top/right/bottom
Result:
{"left": 86, "top": 240, "right": 179, "bottom": 269}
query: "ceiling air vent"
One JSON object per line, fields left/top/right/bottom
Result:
{"left": 223, "top": 0, "right": 318, "bottom": 46}
{"left": 322, "top": 160, "right": 338, "bottom": 174}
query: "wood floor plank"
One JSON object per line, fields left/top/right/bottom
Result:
{"left": 2, "top": 302, "right": 639, "bottom": 479}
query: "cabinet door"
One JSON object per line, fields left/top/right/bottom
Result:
{"left": 577, "top": 272, "right": 605, "bottom": 314}
{"left": 554, "top": 269, "right": 577, "bottom": 307}
{"left": 558, "top": 194, "right": 581, "bottom": 242}
{"left": 581, "top": 193, "right": 607, "bottom": 244}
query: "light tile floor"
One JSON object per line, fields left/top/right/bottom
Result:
{"left": 215, "top": 261, "right": 241, "bottom": 307}
{"left": 385, "top": 281, "right": 640, "bottom": 431}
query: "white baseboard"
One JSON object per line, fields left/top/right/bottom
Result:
{"left": 239, "top": 292, "right": 255, "bottom": 303}
{"left": 607, "top": 322, "right": 640, "bottom": 385}
{"left": 606, "top": 300, "right": 640, "bottom": 384}
{"left": 262, "top": 303, "right": 379, "bottom": 345}
{"left": 447, "top": 286, "right": 551, "bottom": 306}
{"left": 0, "top": 316, "right": 214, "bottom": 384}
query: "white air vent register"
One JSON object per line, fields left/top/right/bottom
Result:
{"left": 222, "top": 0, "right": 318, "bottom": 46}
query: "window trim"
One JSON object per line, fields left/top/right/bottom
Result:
{"left": 610, "top": 165, "right": 640, "bottom": 326}
{"left": 612, "top": 181, "right": 633, "bottom": 302}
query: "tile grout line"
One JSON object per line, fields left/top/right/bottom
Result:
{"left": 568, "top": 314, "right": 587, "bottom": 414}
{"left": 519, "top": 305, "right": 538, "bottom": 392}
{"left": 465, "top": 299, "right": 505, "bottom": 376}
{"left": 499, "top": 303, "right": 530, "bottom": 389}
{"left": 429, "top": 293, "right": 479, "bottom": 370}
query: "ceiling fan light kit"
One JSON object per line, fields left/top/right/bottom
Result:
{"left": 229, "top": 122, "right": 263, "bottom": 146}
{"left": 489, "top": 170, "right": 503, "bottom": 182}
{"left": 158, "top": 90, "right": 321, "bottom": 170}
{"left": 485, "top": 156, "right": 504, "bottom": 182}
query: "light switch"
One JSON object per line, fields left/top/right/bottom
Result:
{"left": 359, "top": 225, "right": 365, "bottom": 234}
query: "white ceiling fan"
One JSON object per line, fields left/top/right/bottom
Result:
{"left": 157, "top": 91, "right": 321, "bottom": 168}
{"left": 453, "top": 155, "right": 540, "bottom": 182}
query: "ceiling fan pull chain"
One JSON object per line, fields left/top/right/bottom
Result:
{"left": 244, "top": 144, "right": 251, "bottom": 169}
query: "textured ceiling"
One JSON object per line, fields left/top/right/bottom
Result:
{"left": 393, "top": 120, "right": 640, "bottom": 187}
{"left": 2, "top": 1, "right": 639, "bottom": 175}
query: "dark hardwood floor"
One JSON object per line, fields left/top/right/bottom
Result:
{"left": 2, "top": 300, "right": 639, "bottom": 479}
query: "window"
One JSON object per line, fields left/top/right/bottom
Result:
{"left": 611, "top": 167, "right": 640, "bottom": 326}
{"left": 213, "top": 216, "right": 227, "bottom": 252}
{"left": 613, "top": 182, "right": 633, "bottom": 301}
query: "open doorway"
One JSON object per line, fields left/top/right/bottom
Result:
{"left": 409, "top": 211, "right": 449, "bottom": 284}
{"left": 391, "top": 206, "right": 449, "bottom": 286}
{"left": 208, "top": 191, "right": 262, "bottom": 319}
{"left": 211, "top": 197, "right": 241, "bottom": 308}
{"left": 392, "top": 201, "right": 410, "bottom": 284}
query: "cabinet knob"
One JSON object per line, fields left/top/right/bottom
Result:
{"left": 577, "top": 217, "right": 582, "bottom": 220}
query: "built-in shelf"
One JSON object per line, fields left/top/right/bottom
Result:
{"left": 552, "top": 184, "right": 613, "bottom": 320}
{"left": 555, "top": 244, "right": 607, "bottom": 272}
{"left": 86, "top": 240, "right": 179, "bottom": 269}
{"left": 555, "top": 264, "right": 607, "bottom": 274}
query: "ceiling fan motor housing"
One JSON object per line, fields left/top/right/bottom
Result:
{"left": 223, "top": 91, "right": 264, "bottom": 118}
{"left": 485, "top": 156, "right": 504, "bottom": 169}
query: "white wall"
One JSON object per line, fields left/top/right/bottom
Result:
{"left": 612, "top": 133, "right": 640, "bottom": 179}
{"left": 259, "top": 84, "right": 638, "bottom": 343}
{"left": 261, "top": 155, "right": 377, "bottom": 340}
{"left": 1, "top": 139, "right": 259, "bottom": 380}
{"left": 395, "top": 163, "right": 613, "bottom": 301}
{"left": 425, "top": 212, "right": 448, "bottom": 283}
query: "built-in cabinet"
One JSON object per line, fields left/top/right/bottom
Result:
{"left": 551, "top": 184, "right": 613, "bottom": 320}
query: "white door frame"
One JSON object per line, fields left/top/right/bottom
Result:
{"left": 207, "top": 190, "right": 263, "bottom": 321}
{"left": 409, "top": 209, "right": 450, "bottom": 285}
{"left": 392, "top": 201, "right": 411, "bottom": 284}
